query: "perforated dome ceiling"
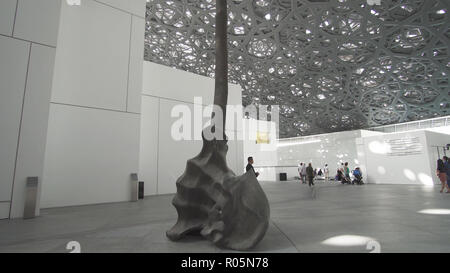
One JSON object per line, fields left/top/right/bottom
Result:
{"left": 144, "top": 0, "right": 449, "bottom": 138}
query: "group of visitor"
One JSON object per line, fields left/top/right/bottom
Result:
{"left": 336, "top": 162, "right": 350, "bottom": 184}
{"left": 247, "top": 155, "right": 450, "bottom": 192}
{"left": 335, "top": 162, "right": 364, "bottom": 185}
{"left": 297, "top": 161, "right": 364, "bottom": 186}
{"left": 298, "top": 162, "right": 331, "bottom": 187}
{"left": 437, "top": 156, "right": 450, "bottom": 193}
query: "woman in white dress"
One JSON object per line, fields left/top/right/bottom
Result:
{"left": 324, "top": 164, "right": 329, "bottom": 182}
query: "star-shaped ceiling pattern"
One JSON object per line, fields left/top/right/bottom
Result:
{"left": 144, "top": 0, "right": 450, "bottom": 138}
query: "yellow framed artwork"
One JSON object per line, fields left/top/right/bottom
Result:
{"left": 256, "top": 131, "right": 270, "bottom": 144}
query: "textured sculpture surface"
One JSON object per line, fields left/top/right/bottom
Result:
{"left": 144, "top": 0, "right": 449, "bottom": 138}
{"left": 166, "top": 0, "right": 270, "bottom": 251}
{"left": 166, "top": 127, "right": 270, "bottom": 250}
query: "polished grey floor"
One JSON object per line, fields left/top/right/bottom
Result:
{"left": 1, "top": 181, "right": 449, "bottom": 253}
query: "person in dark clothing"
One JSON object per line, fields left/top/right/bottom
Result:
{"left": 336, "top": 168, "right": 343, "bottom": 182}
{"left": 437, "top": 157, "right": 449, "bottom": 193}
{"left": 352, "top": 167, "right": 363, "bottom": 185}
{"left": 246, "top": 156, "right": 259, "bottom": 178}
{"left": 306, "top": 163, "right": 315, "bottom": 187}
{"left": 444, "top": 156, "right": 450, "bottom": 190}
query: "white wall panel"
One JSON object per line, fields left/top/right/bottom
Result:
{"left": 127, "top": 16, "right": 145, "bottom": 113}
{"left": 140, "top": 61, "right": 244, "bottom": 195}
{"left": 41, "top": 104, "right": 140, "bottom": 208}
{"left": 142, "top": 62, "right": 243, "bottom": 112}
{"left": 424, "top": 131, "right": 450, "bottom": 185}
{"left": 0, "top": 203, "right": 10, "bottom": 220}
{"left": 229, "top": 84, "right": 243, "bottom": 107}
{"left": 277, "top": 130, "right": 361, "bottom": 172}
{"left": 358, "top": 129, "right": 383, "bottom": 182}
{"left": 10, "top": 44, "right": 56, "bottom": 218}
{"left": 427, "top": 126, "right": 450, "bottom": 136}
{"left": 274, "top": 130, "right": 367, "bottom": 181}
{"left": 227, "top": 136, "right": 239, "bottom": 175}
{"left": 225, "top": 130, "right": 245, "bottom": 175}
{"left": 235, "top": 136, "right": 245, "bottom": 173}
{"left": 226, "top": 84, "right": 243, "bottom": 133}
{"left": 39, "top": 0, "right": 145, "bottom": 210}
{"left": 13, "top": 0, "right": 61, "bottom": 46}
{"left": 139, "top": 96, "right": 159, "bottom": 196}
{"left": 243, "top": 119, "right": 278, "bottom": 165}
{"left": 0, "top": 36, "right": 29, "bottom": 202}
{"left": 0, "top": 0, "right": 17, "bottom": 36}
{"left": 95, "top": 0, "right": 146, "bottom": 17}
{"left": 242, "top": 119, "right": 279, "bottom": 181}
{"left": 356, "top": 139, "right": 369, "bottom": 183}
{"left": 361, "top": 131, "right": 433, "bottom": 185}
{"left": 157, "top": 99, "right": 204, "bottom": 195}
{"left": 143, "top": 62, "right": 215, "bottom": 106}
{"left": 360, "top": 130, "right": 385, "bottom": 137}
{"left": 51, "top": 0, "right": 131, "bottom": 111}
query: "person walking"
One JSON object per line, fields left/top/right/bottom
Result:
{"left": 298, "top": 163, "right": 303, "bottom": 183}
{"left": 301, "top": 163, "right": 307, "bottom": 184}
{"left": 437, "top": 157, "right": 449, "bottom": 193}
{"left": 306, "top": 163, "right": 315, "bottom": 187}
{"left": 324, "top": 164, "right": 330, "bottom": 182}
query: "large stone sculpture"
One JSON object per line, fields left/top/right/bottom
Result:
{"left": 166, "top": 0, "right": 270, "bottom": 251}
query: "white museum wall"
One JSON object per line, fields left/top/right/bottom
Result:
{"left": 424, "top": 131, "right": 450, "bottom": 184}
{"left": 361, "top": 130, "right": 435, "bottom": 185}
{"left": 355, "top": 130, "right": 386, "bottom": 183}
{"left": 355, "top": 138, "right": 368, "bottom": 183}
{"left": 139, "top": 62, "right": 244, "bottom": 196}
{"left": 50, "top": 0, "right": 143, "bottom": 112}
{"left": 41, "top": 0, "right": 146, "bottom": 209}
{"left": 0, "top": 36, "right": 29, "bottom": 219}
{"left": 275, "top": 130, "right": 369, "bottom": 181}
{"left": 10, "top": 44, "right": 57, "bottom": 217}
{"left": 242, "top": 119, "right": 278, "bottom": 181}
{"left": 0, "top": 203, "right": 10, "bottom": 220}
{"left": 360, "top": 130, "right": 386, "bottom": 137}
{"left": 426, "top": 125, "right": 450, "bottom": 136}
{"left": 42, "top": 105, "right": 140, "bottom": 208}
{"left": 0, "top": 0, "right": 17, "bottom": 37}
{"left": 95, "top": 0, "right": 146, "bottom": 17}
{"left": 261, "top": 126, "right": 445, "bottom": 185}
{"left": 139, "top": 96, "right": 159, "bottom": 196}
{"left": 0, "top": 0, "right": 61, "bottom": 219}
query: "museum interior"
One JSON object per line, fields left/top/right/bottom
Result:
{"left": 0, "top": 0, "right": 449, "bottom": 254}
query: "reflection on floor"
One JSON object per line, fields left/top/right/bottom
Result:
{"left": 0, "top": 181, "right": 449, "bottom": 253}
